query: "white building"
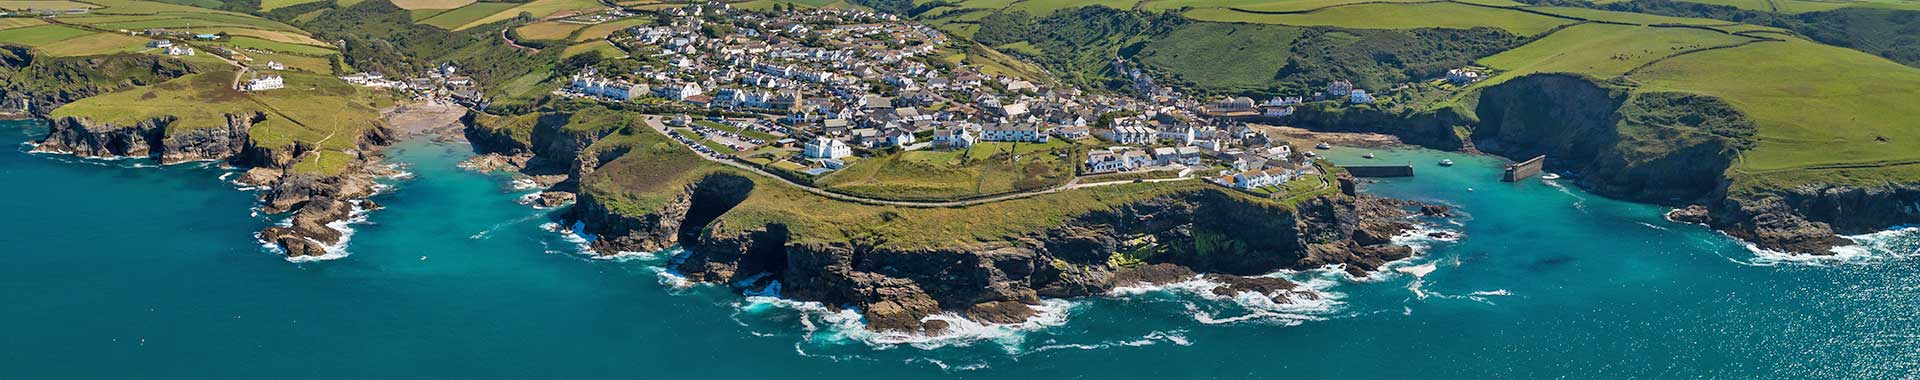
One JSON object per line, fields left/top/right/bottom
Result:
{"left": 661, "top": 82, "right": 705, "bottom": 101}
{"left": 570, "top": 72, "right": 647, "bottom": 101}
{"left": 243, "top": 75, "right": 284, "bottom": 91}
{"left": 1099, "top": 125, "right": 1157, "bottom": 145}
{"left": 933, "top": 127, "right": 975, "bottom": 148}
{"left": 164, "top": 46, "right": 194, "bottom": 56}
{"left": 147, "top": 39, "right": 172, "bottom": 48}
{"left": 981, "top": 123, "right": 1045, "bottom": 143}
{"left": 265, "top": 61, "right": 285, "bottom": 70}
{"left": 803, "top": 137, "right": 852, "bottom": 159}
{"left": 1349, "top": 89, "right": 1375, "bottom": 104}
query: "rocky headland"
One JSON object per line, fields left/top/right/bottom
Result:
{"left": 467, "top": 108, "right": 1439, "bottom": 334}
{"left": 26, "top": 107, "right": 419, "bottom": 260}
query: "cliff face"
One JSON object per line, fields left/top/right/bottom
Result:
{"left": 1468, "top": 73, "right": 1916, "bottom": 253}
{"left": 36, "top": 113, "right": 264, "bottom": 164}
{"left": 569, "top": 171, "right": 1421, "bottom": 332}
{"left": 1472, "top": 74, "right": 1745, "bottom": 205}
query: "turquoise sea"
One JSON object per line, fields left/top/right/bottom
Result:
{"left": 3, "top": 118, "right": 1917, "bottom": 379}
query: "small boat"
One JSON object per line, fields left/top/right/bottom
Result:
{"left": 1304, "top": 151, "right": 1318, "bottom": 157}
{"left": 1362, "top": 153, "right": 1376, "bottom": 159}
{"left": 1438, "top": 159, "right": 1454, "bottom": 166}
{"left": 1541, "top": 173, "right": 1562, "bottom": 180}
{"left": 1315, "top": 143, "right": 1332, "bottom": 150}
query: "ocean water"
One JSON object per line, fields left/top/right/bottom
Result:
{"left": 3, "top": 118, "right": 1917, "bottom": 379}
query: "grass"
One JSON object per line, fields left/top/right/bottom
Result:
{"left": 1182, "top": 3, "right": 1574, "bottom": 37}
{"left": 580, "top": 117, "right": 1286, "bottom": 250}
{"left": 391, "top": 0, "right": 475, "bottom": 9}
{"left": 1133, "top": 22, "right": 1302, "bottom": 94}
{"left": 289, "top": 150, "right": 356, "bottom": 175}
{"left": 416, "top": 2, "right": 517, "bottom": 30}
{"left": 1005, "top": 0, "right": 1137, "bottom": 15}
{"left": 219, "top": 35, "right": 337, "bottom": 56}
{"left": 514, "top": 19, "right": 587, "bottom": 41}
{"left": 449, "top": 0, "right": 605, "bottom": 31}
{"left": 1630, "top": 37, "right": 1920, "bottom": 182}
{"left": 1524, "top": 6, "right": 1737, "bottom": 26}
{"left": 814, "top": 139, "right": 1079, "bottom": 201}
{"left": 0, "top": 18, "right": 47, "bottom": 31}
{"left": 1675, "top": 0, "right": 1920, "bottom": 13}
{"left": 570, "top": 17, "right": 649, "bottom": 41}
{"left": 0, "top": 0, "right": 95, "bottom": 10}
{"left": 964, "top": 42, "right": 1050, "bottom": 84}
{"left": 50, "top": 66, "right": 388, "bottom": 171}
{"left": 562, "top": 39, "right": 624, "bottom": 57}
{"left": 258, "top": 0, "right": 326, "bottom": 11}
{"left": 1474, "top": 23, "right": 1752, "bottom": 88}
{"left": 0, "top": 24, "right": 93, "bottom": 46}
{"left": 1150, "top": 0, "right": 1427, "bottom": 13}
{"left": 35, "top": 31, "right": 148, "bottom": 56}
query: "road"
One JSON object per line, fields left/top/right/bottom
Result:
{"left": 643, "top": 116, "right": 1193, "bottom": 208}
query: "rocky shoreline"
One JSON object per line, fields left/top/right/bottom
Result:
{"left": 464, "top": 110, "right": 1443, "bottom": 334}
{"left": 26, "top": 108, "right": 413, "bottom": 260}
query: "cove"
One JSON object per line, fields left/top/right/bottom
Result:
{"left": 3, "top": 119, "right": 1916, "bottom": 379}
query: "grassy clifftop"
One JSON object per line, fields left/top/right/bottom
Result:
{"left": 574, "top": 114, "right": 1280, "bottom": 250}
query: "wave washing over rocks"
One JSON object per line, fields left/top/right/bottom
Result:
{"left": 1735, "top": 226, "right": 1920, "bottom": 267}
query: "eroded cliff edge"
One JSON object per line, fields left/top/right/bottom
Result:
{"left": 1470, "top": 73, "right": 1919, "bottom": 253}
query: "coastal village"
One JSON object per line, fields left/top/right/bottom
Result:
{"left": 331, "top": 2, "right": 1491, "bottom": 201}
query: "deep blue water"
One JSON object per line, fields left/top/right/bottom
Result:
{"left": 3, "top": 118, "right": 1916, "bottom": 379}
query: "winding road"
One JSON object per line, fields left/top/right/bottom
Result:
{"left": 643, "top": 116, "right": 1194, "bottom": 208}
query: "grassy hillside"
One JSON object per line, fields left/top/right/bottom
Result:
{"left": 1473, "top": 23, "right": 1753, "bottom": 87}
{"left": 1633, "top": 37, "right": 1920, "bottom": 182}
{"left": 1182, "top": 3, "right": 1573, "bottom": 36}
{"left": 815, "top": 140, "right": 1081, "bottom": 201}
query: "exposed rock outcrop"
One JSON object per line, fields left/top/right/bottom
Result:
{"left": 34, "top": 113, "right": 263, "bottom": 164}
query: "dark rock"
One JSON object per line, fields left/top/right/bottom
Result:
{"left": 534, "top": 191, "right": 576, "bottom": 208}
{"left": 1420, "top": 205, "right": 1451, "bottom": 217}
{"left": 1667, "top": 205, "right": 1709, "bottom": 224}
{"left": 965, "top": 300, "right": 1037, "bottom": 324}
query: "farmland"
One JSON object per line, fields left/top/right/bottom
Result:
{"left": 1182, "top": 3, "right": 1573, "bottom": 36}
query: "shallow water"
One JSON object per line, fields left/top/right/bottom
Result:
{"left": 3, "top": 119, "right": 1916, "bottom": 379}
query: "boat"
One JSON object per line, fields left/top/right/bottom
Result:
{"left": 1542, "top": 173, "right": 1562, "bottom": 180}
{"left": 1315, "top": 143, "right": 1332, "bottom": 150}
{"left": 1438, "top": 159, "right": 1454, "bottom": 166}
{"left": 1362, "top": 153, "right": 1376, "bottom": 159}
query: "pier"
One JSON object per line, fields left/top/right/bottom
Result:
{"left": 1342, "top": 165, "right": 1415, "bottom": 178}
{"left": 1502, "top": 155, "right": 1546, "bottom": 182}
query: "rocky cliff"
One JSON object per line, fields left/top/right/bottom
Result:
{"left": 1468, "top": 73, "right": 1915, "bottom": 253}
{"left": 35, "top": 113, "right": 263, "bottom": 164}
{"left": 567, "top": 169, "right": 1424, "bottom": 333}
{"left": 32, "top": 110, "right": 396, "bottom": 260}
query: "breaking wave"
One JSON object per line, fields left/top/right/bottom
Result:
{"left": 1109, "top": 271, "right": 1346, "bottom": 327}
{"left": 735, "top": 295, "right": 1078, "bottom": 351}
{"left": 1732, "top": 227, "right": 1920, "bottom": 267}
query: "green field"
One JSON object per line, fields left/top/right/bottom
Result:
{"left": 0, "top": 0, "right": 96, "bottom": 10}
{"left": 258, "top": 0, "right": 326, "bottom": 11}
{"left": 448, "top": 0, "right": 604, "bottom": 31}
{"left": 34, "top": 31, "right": 148, "bottom": 56}
{"left": 0, "top": 24, "right": 93, "bottom": 47}
{"left": 391, "top": 0, "right": 475, "bottom": 9}
{"left": 1182, "top": 3, "right": 1573, "bottom": 36}
{"left": 1133, "top": 22, "right": 1302, "bottom": 94}
{"left": 815, "top": 140, "right": 1080, "bottom": 201}
{"left": 1146, "top": 0, "right": 1426, "bottom": 12}
{"left": 514, "top": 20, "right": 588, "bottom": 41}
{"left": 0, "top": 18, "right": 46, "bottom": 30}
{"left": 1474, "top": 23, "right": 1753, "bottom": 87}
{"left": 416, "top": 2, "right": 518, "bottom": 30}
{"left": 1633, "top": 38, "right": 1920, "bottom": 180}
{"left": 1006, "top": 0, "right": 1136, "bottom": 15}
{"left": 561, "top": 40, "right": 625, "bottom": 58}
{"left": 1525, "top": 6, "right": 1740, "bottom": 26}
{"left": 220, "top": 35, "right": 338, "bottom": 56}
{"left": 1675, "top": 0, "right": 1920, "bottom": 13}
{"left": 570, "top": 17, "right": 650, "bottom": 41}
